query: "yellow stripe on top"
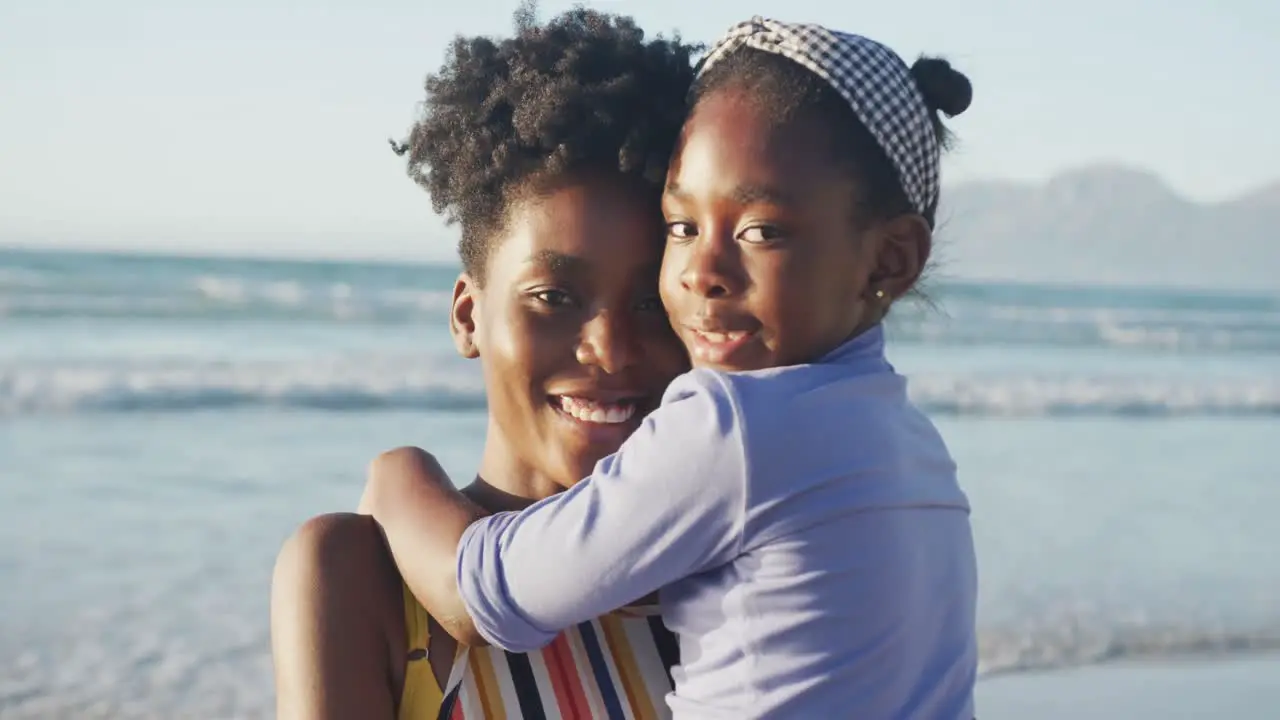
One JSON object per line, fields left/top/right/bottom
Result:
{"left": 620, "top": 615, "right": 675, "bottom": 715}
{"left": 467, "top": 644, "right": 505, "bottom": 720}
{"left": 398, "top": 584, "right": 445, "bottom": 720}
{"left": 600, "top": 615, "right": 658, "bottom": 720}
{"left": 398, "top": 582, "right": 677, "bottom": 719}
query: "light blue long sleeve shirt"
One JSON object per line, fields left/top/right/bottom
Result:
{"left": 456, "top": 325, "right": 977, "bottom": 718}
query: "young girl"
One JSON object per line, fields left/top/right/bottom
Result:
{"left": 365, "top": 16, "right": 978, "bottom": 718}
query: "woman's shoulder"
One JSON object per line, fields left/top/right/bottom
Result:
{"left": 274, "top": 513, "right": 405, "bottom": 611}
{"left": 271, "top": 513, "right": 413, "bottom": 711}
{"left": 274, "top": 513, "right": 409, "bottom": 647}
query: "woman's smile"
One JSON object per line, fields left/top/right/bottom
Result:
{"left": 547, "top": 391, "right": 653, "bottom": 445}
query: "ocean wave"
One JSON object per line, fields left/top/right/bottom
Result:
{"left": 0, "top": 359, "right": 488, "bottom": 415}
{"left": 978, "top": 616, "right": 1280, "bottom": 677}
{"left": 909, "top": 374, "right": 1280, "bottom": 417}
{"left": 3, "top": 362, "right": 1277, "bottom": 417}
{"left": 5, "top": 252, "right": 1280, "bottom": 352}
{"left": 0, "top": 273, "right": 454, "bottom": 323}
{"left": 11, "top": 287, "right": 1280, "bottom": 352}
{"left": 886, "top": 304, "right": 1280, "bottom": 353}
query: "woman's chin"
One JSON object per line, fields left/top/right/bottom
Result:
{"left": 553, "top": 449, "right": 620, "bottom": 489}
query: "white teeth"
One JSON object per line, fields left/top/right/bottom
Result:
{"left": 556, "top": 396, "right": 637, "bottom": 424}
{"left": 698, "top": 331, "right": 745, "bottom": 343}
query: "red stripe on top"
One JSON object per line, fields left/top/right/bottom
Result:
{"left": 544, "top": 634, "right": 591, "bottom": 718}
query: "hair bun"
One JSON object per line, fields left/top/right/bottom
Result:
{"left": 910, "top": 57, "right": 972, "bottom": 118}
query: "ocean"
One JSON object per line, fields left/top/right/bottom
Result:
{"left": 1, "top": 247, "right": 1277, "bottom": 718}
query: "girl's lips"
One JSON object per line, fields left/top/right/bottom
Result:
{"left": 684, "top": 327, "right": 758, "bottom": 366}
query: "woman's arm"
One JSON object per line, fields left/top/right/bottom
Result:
{"left": 363, "top": 369, "right": 748, "bottom": 652}
{"left": 271, "top": 513, "right": 405, "bottom": 719}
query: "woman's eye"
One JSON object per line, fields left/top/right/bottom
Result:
{"left": 533, "top": 289, "right": 574, "bottom": 307}
{"left": 738, "top": 225, "right": 783, "bottom": 244}
{"left": 666, "top": 221, "right": 696, "bottom": 239}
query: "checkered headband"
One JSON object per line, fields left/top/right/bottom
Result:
{"left": 697, "top": 17, "right": 940, "bottom": 216}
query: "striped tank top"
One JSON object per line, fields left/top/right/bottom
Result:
{"left": 398, "top": 585, "right": 679, "bottom": 719}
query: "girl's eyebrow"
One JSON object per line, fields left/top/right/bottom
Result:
{"left": 664, "top": 181, "right": 794, "bottom": 206}
{"left": 729, "top": 184, "right": 793, "bottom": 206}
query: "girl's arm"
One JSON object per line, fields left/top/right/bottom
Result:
{"left": 362, "top": 369, "right": 748, "bottom": 652}
{"left": 360, "top": 448, "right": 490, "bottom": 647}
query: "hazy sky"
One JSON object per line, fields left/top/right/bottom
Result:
{"left": 2, "top": 0, "right": 1276, "bottom": 260}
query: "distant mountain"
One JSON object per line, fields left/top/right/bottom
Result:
{"left": 936, "top": 166, "right": 1279, "bottom": 291}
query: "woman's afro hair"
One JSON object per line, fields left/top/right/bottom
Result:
{"left": 392, "top": 2, "right": 698, "bottom": 281}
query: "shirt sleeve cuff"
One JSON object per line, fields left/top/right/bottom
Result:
{"left": 456, "top": 512, "right": 559, "bottom": 652}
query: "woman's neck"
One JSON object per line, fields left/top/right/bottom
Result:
{"left": 467, "top": 421, "right": 567, "bottom": 513}
{"left": 467, "top": 422, "right": 660, "bottom": 607}
{"left": 460, "top": 477, "right": 541, "bottom": 512}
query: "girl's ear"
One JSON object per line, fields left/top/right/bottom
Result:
{"left": 867, "top": 213, "right": 932, "bottom": 300}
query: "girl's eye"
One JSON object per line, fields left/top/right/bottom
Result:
{"left": 738, "top": 225, "right": 784, "bottom": 244}
{"left": 666, "top": 221, "right": 696, "bottom": 240}
{"left": 635, "top": 296, "right": 666, "bottom": 314}
{"left": 533, "top": 289, "right": 574, "bottom": 307}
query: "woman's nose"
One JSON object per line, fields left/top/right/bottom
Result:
{"left": 574, "top": 310, "right": 638, "bottom": 374}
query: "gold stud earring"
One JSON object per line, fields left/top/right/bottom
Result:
{"left": 874, "top": 289, "right": 886, "bottom": 300}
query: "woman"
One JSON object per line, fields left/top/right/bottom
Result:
{"left": 270, "top": 7, "right": 695, "bottom": 718}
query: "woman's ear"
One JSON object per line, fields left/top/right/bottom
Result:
{"left": 449, "top": 274, "right": 480, "bottom": 359}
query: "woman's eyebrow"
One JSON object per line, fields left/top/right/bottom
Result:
{"left": 526, "top": 249, "right": 589, "bottom": 275}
